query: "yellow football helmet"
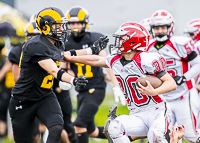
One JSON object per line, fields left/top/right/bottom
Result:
{"left": 36, "top": 7, "right": 68, "bottom": 42}
{"left": 66, "top": 6, "right": 89, "bottom": 37}
{"left": 24, "top": 21, "right": 41, "bottom": 41}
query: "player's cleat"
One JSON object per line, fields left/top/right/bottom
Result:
{"left": 107, "top": 104, "right": 117, "bottom": 120}
{"left": 103, "top": 105, "right": 118, "bottom": 143}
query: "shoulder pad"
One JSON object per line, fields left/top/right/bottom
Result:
{"left": 170, "top": 35, "right": 192, "bottom": 46}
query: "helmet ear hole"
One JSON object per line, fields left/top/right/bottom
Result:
{"left": 43, "top": 25, "right": 51, "bottom": 35}
{"left": 43, "top": 26, "right": 47, "bottom": 31}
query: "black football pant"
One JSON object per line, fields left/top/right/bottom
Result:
{"left": 73, "top": 88, "right": 105, "bottom": 134}
{"left": 9, "top": 94, "right": 64, "bottom": 143}
{"left": 55, "top": 89, "right": 76, "bottom": 141}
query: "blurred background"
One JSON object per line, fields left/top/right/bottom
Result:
{"left": 1, "top": 0, "right": 200, "bottom": 45}
{"left": 0, "top": 0, "right": 199, "bottom": 142}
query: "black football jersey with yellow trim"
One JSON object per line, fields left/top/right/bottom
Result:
{"left": 11, "top": 35, "right": 64, "bottom": 102}
{"left": 65, "top": 32, "right": 106, "bottom": 91}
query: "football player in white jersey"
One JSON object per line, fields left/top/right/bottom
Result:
{"left": 184, "top": 18, "right": 200, "bottom": 86}
{"left": 64, "top": 22, "right": 176, "bottom": 143}
{"left": 185, "top": 18, "right": 200, "bottom": 129}
{"left": 140, "top": 17, "right": 153, "bottom": 40}
{"left": 147, "top": 10, "right": 200, "bottom": 142}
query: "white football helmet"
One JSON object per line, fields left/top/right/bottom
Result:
{"left": 150, "top": 10, "right": 174, "bottom": 42}
{"left": 184, "top": 18, "right": 200, "bottom": 42}
{"left": 140, "top": 18, "right": 151, "bottom": 32}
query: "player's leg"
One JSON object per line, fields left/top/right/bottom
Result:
{"left": 173, "top": 92, "right": 200, "bottom": 142}
{"left": 9, "top": 96, "right": 36, "bottom": 143}
{"left": 34, "top": 118, "right": 40, "bottom": 143}
{"left": 87, "top": 89, "right": 106, "bottom": 139}
{"left": 60, "top": 129, "right": 70, "bottom": 143}
{"left": 56, "top": 90, "right": 76, "bottom": 143}
{"left": 108, "top": 114, "right": 148, "bottom": 143}
{"left": 74, "top": 89, "right": 105, "bottom": 143}
{"left": 36, "top": 94, "right": 64, "bottom": 143}
{"left": 190, "top": 79, "right": 200, "bottom": 128}
{"left": 0, "top": 88, "right": 11, "bottom": 141}
{"left": 147, "top": 111, "right": 169, "bottom": 143}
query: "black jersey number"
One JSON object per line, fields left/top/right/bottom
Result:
{"left": 41, "top": 75, "right": 53, "bottom": 89}
{"left": 75, "top": 63, "right": 93, "bottom": 78}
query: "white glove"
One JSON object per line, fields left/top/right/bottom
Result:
{"left": 59, "top": 81, "right": 72, "bottom": 90}
{"left": 113, "top": 86, "right": 126, "bottom": 106}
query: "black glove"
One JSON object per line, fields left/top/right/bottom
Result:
{"left": 73, "top": 76, "right": 88, "bottom": 90}
{"left": 173, "top": 75, "right": 187, "bottom": 85}
{"left": 91, "top": 36, "right": 109, "bottom": 55}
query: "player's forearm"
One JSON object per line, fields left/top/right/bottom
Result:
{"left": 154, "top": 73, "right": 177, "bottom": 95}
{"left": 75, "top": 49, "right": 88, "bottom": 56}
{"left": 69, "top": 55, "right": 101, "bottom": 66}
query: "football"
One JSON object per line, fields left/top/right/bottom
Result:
{"left": 136, "top": 75, "right": 163, "bottom": 89}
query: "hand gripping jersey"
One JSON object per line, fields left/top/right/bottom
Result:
{"left": 105, "top": 51, "right": 167, "bottom": 111}
{"left": 147, "top": 36, "right": 195, "bottom": 100}
{"left": 65, "top": 32, "right": 106, "bottom": 91}
{"left": 11, "top": 35, "right": 64, "bottom": 102}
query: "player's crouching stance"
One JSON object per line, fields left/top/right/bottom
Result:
{"left": 64, "top": 22, "right": 177, "bottom": 143}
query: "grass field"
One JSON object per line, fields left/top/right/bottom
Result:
{"left": 2, "top": 91, "right": 188, "bottom": 143}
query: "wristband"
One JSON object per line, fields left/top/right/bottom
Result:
{"left": 69, "top": 49, "right": 77, "bottom": 56}
{"left": 70, "top": 77, "right": 75, "bottom": 85}
{"left": 57, "top": 69, "right": 66, "bottom": 81}
{"left": 86, "top": 48, "right": 93, "bottom": 55}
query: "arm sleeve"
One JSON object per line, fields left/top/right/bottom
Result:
{"left": 187, "top": 51, "right": 197, "bottom": 62}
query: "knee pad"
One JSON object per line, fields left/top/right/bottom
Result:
{"left": 108, "top": 120, "right": 125, "bottom": 139}
{"left": 48, "top": 124, "right": 63, "bottom": 135}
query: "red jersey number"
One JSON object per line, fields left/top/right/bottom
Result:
{"left": 116, "top": 75, "right": 150, "bottom": 107}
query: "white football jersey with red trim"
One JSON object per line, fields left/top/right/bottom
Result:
{"left": 194, "top": 40, "right": 200, "bottom": 55}
{"left": 147, "top": 36, "right": 195, "bottom": 100}
{"left": 105, "top": 51, "right": 166, "bottom": 111}
{"left": 194, "top": 40, "right": 200, "bottom": 85}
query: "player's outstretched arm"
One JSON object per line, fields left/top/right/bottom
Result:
{"left": 64, "top": 53, "right": 108, "bottom": 68}
{"left": 38, "top": 59, "right": 88, "bottom": 90}
{"left": 64, "top": 36, "right": 109, "bottom": 57}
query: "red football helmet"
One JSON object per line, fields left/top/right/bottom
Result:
{"left": 150, "top": 10, "right": 174, "bottom": 41}
{"left": 112, "top": 22, "right": 150, "bottom": 53}
{"left": 184, "top": 18, "right": 200, "bottom": 42}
